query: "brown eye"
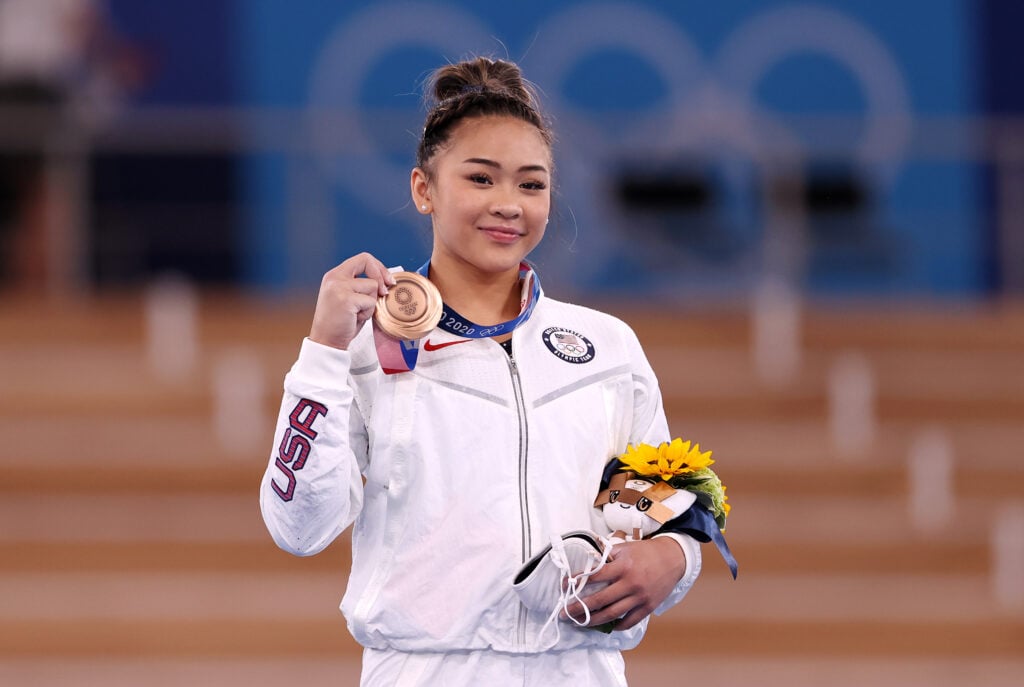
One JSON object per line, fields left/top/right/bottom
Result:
{"left": 636, "top": 497, "right": 652, "bottom": 512}
{"left": 608, "top": 490, "right": 620, "bottom": 503}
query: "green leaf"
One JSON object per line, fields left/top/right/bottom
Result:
{"left": 589, "top": 619, "right": 619, "bottom": 634}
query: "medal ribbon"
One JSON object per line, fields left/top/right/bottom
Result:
{"left": 372, "top": 331, "right": 424, "bottom": 375}
{"left": 373, "top": 261, "right": 542, "bottom": 374}
{"left": 417, "top": 260, "right": 541, "bottom": 339}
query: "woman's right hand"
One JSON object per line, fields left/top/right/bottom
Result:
{"left": 309, "top": 252, "right": 396, "bottom": 350}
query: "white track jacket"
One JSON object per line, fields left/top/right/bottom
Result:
{"left": 260, "top": 293, "right": 700, "bottom": 653}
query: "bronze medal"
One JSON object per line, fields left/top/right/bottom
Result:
{"left": 373, "top": 271, "right": 443, "bottom": 341}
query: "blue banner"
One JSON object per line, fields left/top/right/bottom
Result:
{"left": 230, "top": 0, "right": 982, "bottom": 296}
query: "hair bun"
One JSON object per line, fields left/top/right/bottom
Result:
{"left": 432, "top": 57, "right": 534, "bottom": 109}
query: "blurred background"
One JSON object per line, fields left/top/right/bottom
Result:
{"left": 1, "top": 0, "right": 1022, "bottom": 685}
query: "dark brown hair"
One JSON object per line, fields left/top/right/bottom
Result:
{"left": 416, "top": 57, "right": 553, "bottom": 172}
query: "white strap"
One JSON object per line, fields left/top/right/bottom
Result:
{"left": 536, "top": 534, "right": 613, "bottom": 649}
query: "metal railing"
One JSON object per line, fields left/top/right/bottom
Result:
{"left": 2, "top": 103, "right": 1022, "bottom": 298}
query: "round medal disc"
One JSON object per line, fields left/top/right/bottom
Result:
{"left": 374, "top": 271, "right": 443, "bottom": 340}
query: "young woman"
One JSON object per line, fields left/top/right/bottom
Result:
{"left": 260, "top": 56, "right": 702, "bottom": 686}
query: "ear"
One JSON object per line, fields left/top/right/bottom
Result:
{"left": 410, "top": 167, "right": 431, "bottom": 214}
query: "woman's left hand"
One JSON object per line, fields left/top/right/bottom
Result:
{"left": 563, "top": 536, "right": 687, "bottom": 631}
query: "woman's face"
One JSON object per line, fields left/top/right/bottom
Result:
{"left": 412, "top": 116, "right": 551, "bottom": 277}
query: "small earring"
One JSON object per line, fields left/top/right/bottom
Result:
{"left": 421, "top": 204, "right": 428, "bottom": 211}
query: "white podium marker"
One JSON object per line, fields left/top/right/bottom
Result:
{"left": 751, "top": 276, "right": 801, "bottom": 387}
{"left": 145, "top": 274, "right": 199, "bottom": 382}
{"left": 828, "top": 351, "right": 876, "bottom": 457}
{"left": 907, "top": 427, "right": 955, "bottom": 533}
{"left": 992, "top": 503, "right": 1024, "bottom": 613}
{"left": 212, "top": 348, "right": 266, "bottom": 454}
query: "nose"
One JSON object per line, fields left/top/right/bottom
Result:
{"left": 490, "top": 196, "right": 522, "bottom": 219}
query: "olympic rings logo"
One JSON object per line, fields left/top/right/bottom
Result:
{"left": 308, "top": 2, "right": 910, "bottom": 201}
{"left": 543, "top": 327, "right": 595, "bottom": 364}
{"left": 556, "top": 342, "right": 586, "bottom": 355}
{"left": 304, "top": 2, "right": 913, "bottom": 286}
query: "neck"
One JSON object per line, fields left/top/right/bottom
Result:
{"left": 428, "top": 259, "right": 522, "bottom": 326}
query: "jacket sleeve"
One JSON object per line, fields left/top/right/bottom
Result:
{"left": 623, "top": 324, "right": 703, "bottom": 613}
{"left": 259, "top": 337, "right": 368, "bottom": 556}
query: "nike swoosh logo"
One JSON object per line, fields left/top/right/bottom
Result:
{"left": 422, "top": 339, "right": 472, "bottom": 352}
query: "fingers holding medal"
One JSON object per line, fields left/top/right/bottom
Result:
{"left": 374, "top": 271, "right": 443, "bottom": 341}
{"left": 310, "top": 252, "right": 397, "bottom": 350}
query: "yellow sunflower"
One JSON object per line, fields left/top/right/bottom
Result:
{"left": 619, "top": 438, "right": 714, "bottom": 482}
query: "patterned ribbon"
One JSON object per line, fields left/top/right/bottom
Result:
{"left": 372, "top": 261, "right": 542, "bottom": 374}
{"left": 417, "top": 260, "right": 541, "bottom": 339}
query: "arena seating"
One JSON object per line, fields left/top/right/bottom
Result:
{"left": 0, "top": 294, "right": 1021, "bottom": 685}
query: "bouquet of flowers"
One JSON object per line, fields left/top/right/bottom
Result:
{"left": 617, "top": 438, "right": 730, "bottom": 530}
{"left": 596, "top": 437, "right": 736, "bottom": 578}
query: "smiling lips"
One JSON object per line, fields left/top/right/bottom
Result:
{"left": 480, "top": 226, "right": 523, "bottom": 244}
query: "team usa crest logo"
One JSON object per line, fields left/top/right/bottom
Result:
{"left": 542, "top": 327, "right": 595, "bottom": 364}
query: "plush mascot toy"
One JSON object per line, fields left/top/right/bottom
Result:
{"left": 593, "top": 438, "right": 737, "bottom": 581}
{"left": 594, "top": 470, "right": 697, "bottom": 543}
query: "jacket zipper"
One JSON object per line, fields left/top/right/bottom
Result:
{"left": 507, "top": 353, "right": 532, "bottom": 648}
